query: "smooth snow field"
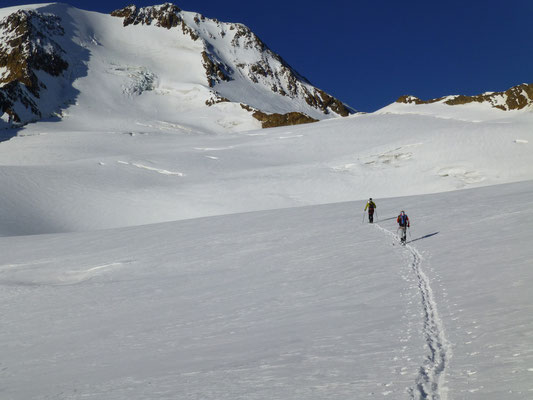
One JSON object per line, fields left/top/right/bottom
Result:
{"left": 0, "top": 181, "right": 532, "bottom": 399}
{"left": 1, "top": 106, "right": 532, "bottom": 236}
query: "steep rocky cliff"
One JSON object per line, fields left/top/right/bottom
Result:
{"left": 0, "top": 10, "right": 69, "bottom": 124}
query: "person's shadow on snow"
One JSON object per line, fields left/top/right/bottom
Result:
{"left": 407, "top": 232, "right": 439, "bottom": 243}
{"left": 378, "top": 216, "right": 397, "bottom": 222}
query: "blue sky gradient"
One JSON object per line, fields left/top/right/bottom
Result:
{"left": 2, "top": 0, "right": 532, "bottom": 111}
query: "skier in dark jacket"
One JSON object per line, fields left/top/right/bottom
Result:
{"left": 364, "top": 198, "right": 377, "bottom": 223}
{"left": 397, "top": 211, "right": 410, "bottom": 244}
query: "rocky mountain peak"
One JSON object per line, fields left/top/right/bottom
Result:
{"left": 110, "top": 3, "right": 353, "bottom": 120}
{"left": 0, "top": 3, "right": 353, "bottom": 130}
{"left": 111, "top": 3, "right": 183, "bottom": 30}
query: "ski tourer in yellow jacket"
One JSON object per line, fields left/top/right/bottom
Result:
{"left": 364, "top": 198, "right": 376, "bottom": 223}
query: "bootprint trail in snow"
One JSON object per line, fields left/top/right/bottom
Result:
{"left": 375, "top": 224, "right": 451, "bottom": 400}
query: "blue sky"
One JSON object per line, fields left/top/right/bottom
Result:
{"left": 3, "top": 0, "right": 532, "bottom": 111}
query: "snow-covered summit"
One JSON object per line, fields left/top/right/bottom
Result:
{"left": 109, "top": 3, "right": 353, "bottom": 116}
{"left": 0, "top": 2, "right": 353, "bottom": 130}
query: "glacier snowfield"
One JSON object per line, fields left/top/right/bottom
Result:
{"left": 0, "top": 179, "right": 532, "bottom": 399}
{"left": 1, "top": 106, "right": 532, "bottom": 399}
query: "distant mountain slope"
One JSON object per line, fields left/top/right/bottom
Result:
{"left": 0, "top": 3, "right": 353, "bottom": 130}
{"left": 397, "top": 82, "right": 533, "bottom": 111}
{"left": 110, "top": 4, "right": 352, "bottom": 117}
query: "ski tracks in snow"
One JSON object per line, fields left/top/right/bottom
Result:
{"left": 375, "top": 224, "right": 451, "bottom": 400}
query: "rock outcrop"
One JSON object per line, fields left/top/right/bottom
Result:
{"left": 240, "top": 103, "right": 318, "bottom": 128}
{"left": 0, "top": 10, "right": 69, "bottom": 124}
{"left": 397, "top": 83, "right": 533, "bottom": 111}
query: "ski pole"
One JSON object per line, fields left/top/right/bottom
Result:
{"left": 362, "top": 211, "right": 366, "bottom": 224}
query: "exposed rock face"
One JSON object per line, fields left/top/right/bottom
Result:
{"left": 0, "top": 10, "right": 69, "bottom": 123}
{"left": 111, "top": 3, "right": 353, "bottom": 118}
{"left": 252, "top": 110, "right": 318, "bottom": 128}
{"left": 201, "top": 51, "right": 231, "bottom": 87}
{"left": 110, "top": 3, "right": 198, "bottom": 40}
{"left": 110, "top": 3, "right": 182, "bottom": 29}
{"left": 397, "top": 83, "right": 533, "bottom": 111}
{"left": 205, "top": 93, "right": 229, "bottom": 106}
{"left": 226, "top": 23, "right": 352, "bottom": 117}
{"left": 240, "top": 103, "right": 318, "bottom": 128}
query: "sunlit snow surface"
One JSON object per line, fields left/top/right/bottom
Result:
{"left": 0, "top": 108, "right": 532, "bottom": 235}
{"left": 1, "top": 3, "right": 533, "bottom": 399}
{"left": 0, "top": 181, "right": 532, "bottom": 399}
{"left": 1, "top": 79, "right": 533, "bottom": 400}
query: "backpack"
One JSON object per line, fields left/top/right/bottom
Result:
{"left": 399, "top": 214, "right": 408, "bottom": 226}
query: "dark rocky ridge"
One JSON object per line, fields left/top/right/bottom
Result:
{"left": 240, "top": 103, "right": 318, "bottom": 128}
{"left": 397, "top": 83, "right": 533, "bottom": 111}
{"left": 110, "top": 3, "right": 199, "bottom": 39}
{"left": 0, "top": 10, "right": 69, "bottom": 123}
{"left": 252, "top": 110, "right": 319, "bottom": 128}
{"left": 111, "top": 3, "right": 182, "bottom": 28}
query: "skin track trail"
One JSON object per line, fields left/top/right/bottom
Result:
{"left": 375, "top": 224, "right": 451, "bottom": 400}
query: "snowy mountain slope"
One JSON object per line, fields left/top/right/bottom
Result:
{"left": 0, "top": 3, "right": 352, "bottom": 131}
{"left": 111, "top": 4, "right": 352, "bottom": 116}
{"left": 0, "top": 102, "right": 531, "bottom": 236}
{"left": 1, "top": 180, "right": 532, "bottom": 399}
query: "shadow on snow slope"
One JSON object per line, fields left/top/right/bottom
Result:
{"left": 407, "top": 232, "right": 439, "bottom": 244}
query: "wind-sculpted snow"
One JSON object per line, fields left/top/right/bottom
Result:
{"left": 117, "top": 160, "right": 185, "bottom": 175}
{"left": 0, "top": 259, "right": 131, "bottom": 286}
